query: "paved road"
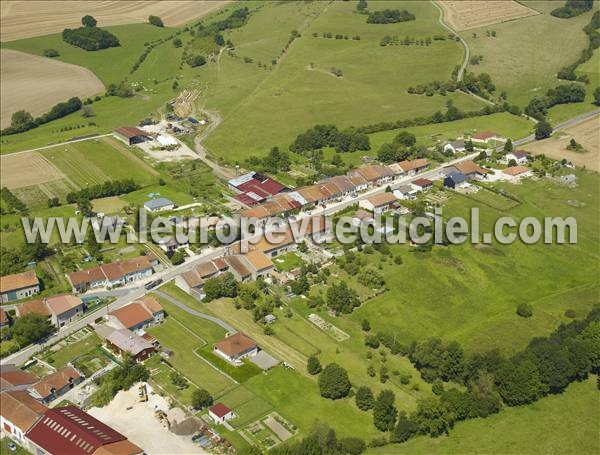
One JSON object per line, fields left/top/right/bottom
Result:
{"left": 432, "top": 1, "right": 468, "bottom": 82}
{"left": 153, "top": 290, "right": 236, "bottom": 333}
{"left": 3, "top": 109, "right": 597, "bottom": 366}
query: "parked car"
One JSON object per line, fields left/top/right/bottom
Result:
{"left": 144, "top": 279, "right": 163, "bottom": 290}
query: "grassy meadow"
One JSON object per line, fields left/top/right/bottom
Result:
{"left": 370, "top": 376, "right": 599, "bottom": 455}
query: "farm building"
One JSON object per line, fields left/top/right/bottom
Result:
{"left": 28, "top": 367, "right": 83, "bottom": 404}
{"left": 0, "top": 270, "right": 40, "bottom": 303}
{"left": 156, "top": 134, "right": 178, "bottom": 148}
{"left": 208, "top": 403, "right": 234, "bottom": 425}
{"left": 0, "top": 390, "right": 47, "bottom": 450}
{"left": 444, "top": 172, "right": 469, "bottom": 189}
{"left": 26, "top": 406, "right": 143, "bottom": 455}
{"left": 114, "top": 126, "right": 152, "bottom": 146}
{"left": 359, "top": 192, "right": 397, "bottom": 214}
{"left": 214, "top": 332, "right": 258, "bottom": 364}
{"left": 143, "top": 197, "right": 175, "bottom": 212}
{"left": 229, "top": 172, "right": 287, "bottom": 206}
{"left": 0, "top": 365, "right": 38, "bottom": 392}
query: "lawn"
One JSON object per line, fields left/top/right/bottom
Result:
{"left": 217, "top": 385, "right": 273, "bottom": 428}
{"left": 203, "top": 0, "right": 486, "bottom": 162}
{"left": 370, "top": 376, "right": 600, "bottom": 455}
{"left": 195, "top": 347, "right": 263, "bottom": 383}
{"left": 39, "top": 329, "right": 103, "bottom": 369}
{"left": 273, "top": 252, "right": 304, "bottom": 272}
{"left": 352, "top": 171, "right": 600, "bottom": 355}
{"left": 460, "top": 1, "right": 599, "bottom": 108}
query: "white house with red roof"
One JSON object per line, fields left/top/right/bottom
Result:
{"left": 208, "top": 403, "right": 235, "bottom": 424}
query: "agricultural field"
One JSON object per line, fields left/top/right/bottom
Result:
{"left": 353, "top": 171, "right": 600, "bottom": 355}
{"left": 436, "top": 0, "right": 540, "bottom": 31}
{"left": 460, "top": 1, "right": 598, "bottom": 108}
{"left": 370, "top": 376, "right": 600, "bottom": 455}
{"left": 203, "top": 0, "right": 487, "bottom": 162}
{"left": 521, "top": 115, "right": 600, "bottom": 171}
{"left": 0, "top": 49, "right": 104, "bottom": 128}
{"left": 0, "top": 0, "right": 231, "bottom": 42}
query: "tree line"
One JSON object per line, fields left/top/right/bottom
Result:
{"left": 2, "top": 97, "right": 82, "bottom": 136}
{"left": 65, "top": 179, "right": 139, "bottom": 204}
{"left": 289, "top": 124, "right": 370, "bottom": 154}
{"left": 62, "top": 16, "right": 120, "bottom": 51}
{"left": 367, "top": 9, "right": 415, "bottom": 24}
{"left": 524, "top": 83, "right": 587, "bottom": 121}
{"left": 557, "top": 10, "right": 599, "bottom": 82}
{"left": 551, "top": 0, "right": 594, "bottom": 18}
{"left": 1, "top": 187, "right": 27, "bottom": 213}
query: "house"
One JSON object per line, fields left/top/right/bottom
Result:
{"left": 397, "top": 159, "right": 429, "bottom": 177}
{"left": 502, "top": 166, "right": 533, "bottom": 181}
{"left": 359, "top": 192, "right": 397, "bottom": 214}
{"left": 0, "top": 270, "right": 40, "bottom": 303}
{"left": 502, "top": 150, "right": 528, "bottom": 165}
{"left": 444, "top": 140, "right": 466, "bottom": 154}
{"left": 251, "top": 230, "right": 296, "bottom": 258}
{"left": 29, "top": 367, "right": 83, "bottom": 404}
{"left": 106, "top": 296, "right": 164, "bottom": 331}
{"left": 242, "top": 250, "right": 275, "bottom": 279}
{"left": 348, "top": 173, "right": 369, "bottom": 192}
{"left": 114, "top": 126, "right": 151, "bottom": 146}
{"left": 26, "top": 405, "right": 143, "bottom": 455}
{"left": 15, "top": 299, "right": 51, "bottom": 319}
{"left": 208, "top": 403, "right": 235, "bottom": 425}
{"left": 470, "top": 130, "right": 506, "bottom": 145}
{"left": 157, "top": 236, "right": 189, "bottom": 253}
{"left": 324, "top": 175, "right": 356, "bottom": 197}
{"left": 91, "top": 216, "right": 123, "bottom": 232}
{"left": 0, "top": 390, "right": 47, "bottom": 449}
{"left": 143, "top": 198, "right": 175, "bottom": 212}
{"left": 444, "top": 160, "right": 488, "bottom": 180}
{"left": 68, "top": 255, "right": 155, "bottom": 292}
{"left": 354, "top": 165, "right": 395, "bottom": 186}
{"left": 223, "top": 256, "right": 252, "bottom": 282}
{"left": 444, "top": 172, "right": 469, "bottom": 189}
{"left": 104, "top": 328, "right": 156, "bottom": 361}
{"left": 411, "top": 178, "right": 433, "bottom": 191}
{"left": 393, "top": 184, "right": 418, "bottom": 200}
{"left": 45, "top": 294, "right": 85, "bottom": 328}
{"left": 67, "top": 267, "right": 107, "bottom": 293}
{"left": 0, "top": 307, "right": 8, "bottom": 329}
{"left": 0, "top": 365, "right": 38, "bottom": 392}
{"left": 229, "top": 172, "right": 287, "bottom": 206}
{"left": 214, "top": 332, "right": 258, "bottom": 363}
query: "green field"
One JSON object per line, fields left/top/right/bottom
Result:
{"left": 370, "top": 376, "right": 600, "bottom": 455}
{"left": 204, "top": 0, "right": 486, "bottom": 162}
{"left": 353, "top": 171, "right": 600, "bottom": 355}
{"left": 461, "top": 1, "right": 598, "bottom": 108}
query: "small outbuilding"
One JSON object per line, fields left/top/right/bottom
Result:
{"left": 144, "top": 198, "right": 175, "bottom": 212}
{"left": 208, "top": 403, "right": 234, "bottom": 424}
{"left": 444, "top": 172, "right": 468, "bottom": 189}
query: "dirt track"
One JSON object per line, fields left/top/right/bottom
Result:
{"left": 521, "top": 116, "right": 599, "bottom": 172}
{"left": 436, "top": 0, "right": 539, "bottom": 31}
{"left": 1, "top": 1, "right": 231, "bottom": 42}
{"left": 1, "top": 49, "right": 104, "bottom": 128}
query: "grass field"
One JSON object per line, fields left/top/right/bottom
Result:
{"left": 461, "top": 1, "right": 599, "bottom": 108}
{"left": 370, "top": 376, "right": 600, "bottom": 455}
{"left": 203, "top": 0, "right": 486, "bottom": 162}
{"left": 352, "top": 171, "right": 600, "bottom": 355}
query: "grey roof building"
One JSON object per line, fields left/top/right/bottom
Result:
{"left": 144, "top": 198, "right": 175, "bottom": 212}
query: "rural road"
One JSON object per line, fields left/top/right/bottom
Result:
{"left": 2, "top": 104, "right": 597, "bottom": 367}
{"left": 432, "top": 0, "right": 468, "bottom": 82}
{"left": 193, "top": 109, "right": 235, "bottom": 181}
{"left": 1, "top": 133, "right": 112, "bottom": 157}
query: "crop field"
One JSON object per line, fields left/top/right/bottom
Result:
{"left": 0, "top": 151, "right": 67, "bottom": 189}
{"left": 0, "top": 1, "right": 231, "bottom": 42}
{"left": 437, "top": 1, "right": 539, "bottom": 31}
{"left": 371, "top": 377, "right": 600, "bottom": 455}
{"left": 203, "top": 0, "right": 486, "bottom": 162}
{"left": 0, "top": 49, "right": 104, "bottom": 128}
{"left": 522, "top": 116, "right": 600, "bottom": 171}
{"left": 461, "top": 1, "right": 598, "bottom": 108}
{"left": 353, "top": 171, "right": 600, "bottom": 355}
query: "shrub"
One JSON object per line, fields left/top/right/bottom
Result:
{"left": 43, "top": 49, "right": 60, "bottom": 57}
{"left": 191, "top": 388, "right": 213, "bottom": 409}
{"left": 355, "top": 386, "right": 374, "bottom": 410}
{"left": 565, "top": 309, "right": 577, "bottom": 318}
{"left": 148, "top": 15, "right": 164, "bottom": 27}
{"left": 516, "top": 303, "right": 533, "bottom": 318}
{"left": 307, "top": 355, "right": 322, "bottom": 375}
{"left": 187, "top": 54, "right": 207, "bottom": 67}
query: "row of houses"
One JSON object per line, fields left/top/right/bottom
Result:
{"left": 15, "top": 294, "right": 84, "bottom": 328}
{"left": 67, "top": 255, "right": 158, "bottom": 293}
{"left": 240, "top": 160, "right": 429, "bottom": 221}
{"left": 229, "top": 171, "right": 288, "bottom": 206}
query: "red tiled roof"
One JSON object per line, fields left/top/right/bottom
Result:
{"left": 503, "top": 165, "right": 530, "bottom": 176}
{"left": 0, "top": 308, "right": 7, "bottom": 325}
{"left": 0, "top": 364, "right": 38, "bottom": 391}
{"left": 412, "top": 178, "right": 433, "bottom": 187}
{"left": 16, "top": 299, "right": 50, "bottom": 318}
{"left": 0, "top": 390, "right": 47, "bottom": 432}
{"left": 0, "top": 270, "right": 39, "bottom": 293}
{"left": 214, "top": 333, "right": 256, "bottom": 358}
{"left": 108, "top": 303, "right": 153, "bottom": 330}
{"left": 30, "top": 367, "right": 82, "bottom": 400}
{"left": 45, "top": 294, "right": 83, "bottom": 316}
{"left": 27, "top": 406, "right": 128, "bottom": 455}
{"left": 68, "top": 267, "right": 106, "bottom": 287}
{"left": 209, "top": 403, "right": 232, "bottom": 418}
{"left": 472, "top": 130, "right": 499, "bottom": 140}
{"left": 114, "top": 126, "right": 149, "bottom": 139}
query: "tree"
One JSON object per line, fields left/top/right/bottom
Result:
{"left": 365, "top": 334, "right": 380, "bottom": 349}
{"left": 173, "top": 37, "right": 182, "bottom": 48}
{"left": 355, "top": 386, "right": 374, "bottom": 410}
{"left": 326, "top": 281, "right": 360, "bottom": 314}
{"left": 393, "top": 131, "right": 416, "bottom": 147}
{"left": 307, "top": 355, "right": 322, "bottom": 375}
{"left": 10, "top": 110, "right": 34, "bottom": 129}
{"left": 413, "top": 398, "right": 454, "bottom": 437}
{"left": 391, "top": 411, "right": 418, "bottom": 443}
{"left": 318, "top": 363, "right": 351, "bottom": 399}
{"left": 290, "top": 274, "right": 309, "bottom": 295}
{"left": 171, "top": 250, "right": 185, "bottom": 265}
{"left": 82, "top": 105, "right": 94, "bottom": 118}
{"left": 535, "top": 120, "right": 553, "bottom": 140}
{"left": 357, "top": 0, "right": 368, "bottom": 11}
{"left": 77, "top": 197, "right": 92, "bottom": 216}
{"left": 170, "top": 371, "right": 188, "bottom": 389}
{"left": 432, "top": 379, "right": 444, "bottom": 395}
{"left": 594, "top": 86, "right": 600, "bottom": 106}
{"left": 82, "top": 15, "right": 97, "bottom": 27}
{"left": 191, "top": 388, "right": 213, "bottom": 409}
{"left": 214, "top": 33, "right": 225, "bottom": 46}
{"left": 496, "top": 356, "right": 547, "bottom": 405}
{"left": 516, "top": 303, "right": 533, "bottom": 318}
{"left": 8, "top": 313, "right": 55, "bottom": 347}
{"left": 188, "top": 55, "right": 207, "bottom": 68}
{"left": 43, "top": 49, "right": 60, "bottom": 57}
{"left": 361, "top": 319, "right": 371, "bottom": 332}
{"left": 148, "top": 15, "right": 164, "bottom": 27}
{"left": 503, "top": 138, "right": 513, "bottom": 153}
{"left": 373, "top": 389, "right": 397, "bottom": 432}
